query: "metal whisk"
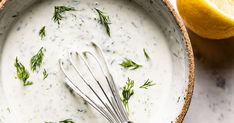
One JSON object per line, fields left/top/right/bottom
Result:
{"left": 59, "top": 42, "right": 133, "bottom": 123}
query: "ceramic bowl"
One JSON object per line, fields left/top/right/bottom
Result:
{"left": 0, "top": 0, "right": 194, "bottom": 123}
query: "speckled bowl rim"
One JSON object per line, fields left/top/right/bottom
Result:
{"left": 161, "top": 1, "right": 195, "bottom": 123}
{"left": 0, "top": 0, "right": 195, "bottom": 123}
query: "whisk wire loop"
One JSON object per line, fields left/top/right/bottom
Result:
{"left": 59, "top": 42, "right": 133, "bottom": 123}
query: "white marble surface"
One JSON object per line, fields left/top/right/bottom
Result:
{"left": 170, "top": 0, "right": 234, "bottom": 123}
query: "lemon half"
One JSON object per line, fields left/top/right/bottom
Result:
{"left": 177, "top": 0, "right": 234, "bottom": 39}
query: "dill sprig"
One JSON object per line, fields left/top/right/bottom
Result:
{"left": 44, "top": 119, "right": 74, "bottom": 123}
{"left": 143, "top": 48, "right": 150, "bottom": 60}
{"left": 140, "top": 79, "right": 155, "bottom": 89}
{"left": 122, "top": 78, "right": 134, "bottom": 111}
{"left": 59, "top": 119, "right": 75, "bottom": 123}
{"left": 15, "top": 57, "right": 33, "bottom": 86}
{"left": 95, "top": 8, "right": 111, "bottom": 36}
{"left": 120, "top": 58, "right": 142, "bottom": 70}
{"left": 43, "top": 69, "right": 48, "bottom": 80}
{"left": 30, "top": 47, "right": 44, "bottom": 72}
{"left": 39, "top": 26, "right": 46, "bottom": 40}
{"left": 53, "top": 6, "right": 75, "bottom": 25}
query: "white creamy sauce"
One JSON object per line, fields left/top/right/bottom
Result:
{"left": 1, "top": 0, "right": 173, "bottom": 122}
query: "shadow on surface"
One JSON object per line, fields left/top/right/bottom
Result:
{"left": 183, "top": 29, "right": 234, "bottom": 123}
{"left": 188, "top": 30, "right": 234, "bottom": 69}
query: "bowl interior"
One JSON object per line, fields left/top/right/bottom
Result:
{"left": 0, "top": 0, "right": 193, "bottom": 123}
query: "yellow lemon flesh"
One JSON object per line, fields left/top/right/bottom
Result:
{"left": 177, "top": 0, "right": 234, "bottom": 39}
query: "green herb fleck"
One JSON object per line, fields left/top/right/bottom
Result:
{"left": 15, "top": 57, "right": 33, "bottom": 86}
{"left": 39, "top": 26, "right": 46, "bottom": 40}
{"left": 143, "top": 48, "right": 150, "bottom": 60}
{"left": 59, "top": 119, "right": 75, "bottom": 123}
{"left": 122, "top": 78, "right": 134, "bottom": 111}
{"left": 140, "top": 79, "right": 155, "bottom": 89}
{"left": 30, "top": 47, "right": 44, "bottom": 72}
{"left": 53, "top": 6, "right": 76, "bottom": 25}
{"left": 23, "top": 81, "right": 33, "bottom": 86}
{"left": 120, "top": 58, "right": 142, "bottom": 70}
{"left": 95, "top": 8, "right": 111, "bottom": 36}
{"left": 43, "top": 69, "right": 48, "bottom": 80}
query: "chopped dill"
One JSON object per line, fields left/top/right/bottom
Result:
{"left": 120, "top": 58, "right": 142, "bottom": 70}
{"left": 53, "top": 6, "right": 76, "bottom": 25}
{"left": 43, "top": 69, "right": 48, "bottom": 80}
{"left": 140, "top": 79, "right": 155, "bottom": 89}
{"left": 39, "top": 26, "right": 46, "bottom": 40}
{"left": 45, "top": 119, "right": 75, "bottom": 123}
{"left": 30, "top": 47, "right": 44, "bottom": 72}
{"left": 143, "top": 48, "right": 150, "bottom": 60}
{"left": 95, "top": 8, "right": 111, "bottom": 36}
{"left": 59, "top": 119, "right": 75, "bottom": 123}
{"left": 122, "top": 78, "right": 134, "bottom": 111}
{"left": 15, "top": 57, "right": 33, "bottom": 86}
